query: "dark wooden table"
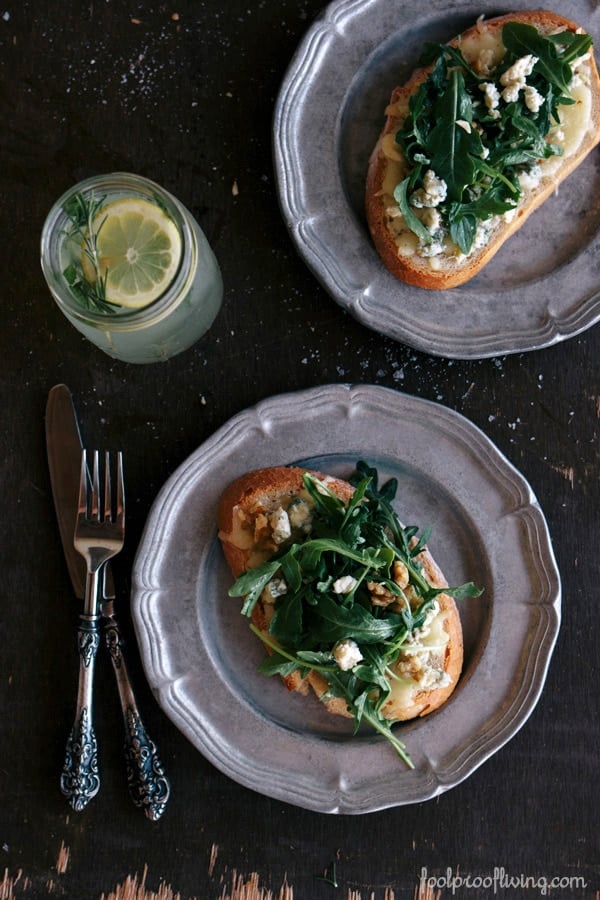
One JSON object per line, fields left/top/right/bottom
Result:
{"left": 1, "top": 2, "right": 598, "bottom": 898}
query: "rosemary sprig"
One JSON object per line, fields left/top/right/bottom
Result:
{"left": 61, "top": 192, "right": 120, "bottom": 314}
{"left": 316, "top": 861, "right": 339, "bottom": 888}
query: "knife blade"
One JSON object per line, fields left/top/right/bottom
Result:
{"left": 45, "top": 383, "right": 115, "bottom": 599}
{"left": 45, "top": 383, "right": 170, "bottom": 820}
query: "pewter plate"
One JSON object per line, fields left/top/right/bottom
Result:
{"left": 131, "top": 384, "right": 561, "bottom": 813}
{"left": 273, "top": 0, "right": 600, "bottom": 359}
{"left": 132, "top": 385, "right": 560, "bottom": 813}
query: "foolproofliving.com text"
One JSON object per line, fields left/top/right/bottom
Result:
{"left": 419, "top": 866, "right": 588, "bottom": 896}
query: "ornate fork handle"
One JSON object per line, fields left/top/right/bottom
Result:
{"left": 103, "top": 602, "right": 170, "bottom": 820}
{"left": 60, "top": 613, "right": 101, "bottom": 810}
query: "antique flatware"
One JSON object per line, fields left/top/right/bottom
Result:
{"left": 61, "top": 449, "right": 125, "bottom": 809}
{"left": 45, "top": 384, "right": 170, "bottom": 819}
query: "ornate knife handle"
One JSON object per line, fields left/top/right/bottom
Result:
{"left": 103, "top": 605, "right": 170, "bottom": 821}
{"left": 60, "top": 614, "right": 101, "bottom": 810}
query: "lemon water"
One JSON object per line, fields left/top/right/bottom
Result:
{"left": 42, "top": 173, "right": 223, "bottom": 364}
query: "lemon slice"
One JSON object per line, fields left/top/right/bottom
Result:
{"left": 83, "top": 197, "right": 183, "bottom": 309}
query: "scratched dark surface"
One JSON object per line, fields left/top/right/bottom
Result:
{"left": 0, "top": 1, "right": 598, "bottom": 898}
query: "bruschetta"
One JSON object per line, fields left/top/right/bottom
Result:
{"left": 365, "top": 10, "right": 600, "bottom": 289}
{"left": 218, "top": 462, "right": 480, "bottom": 765}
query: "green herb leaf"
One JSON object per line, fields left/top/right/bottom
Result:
{"left": 546, "top": 29, "right": 593, "bottom": 66}
{"left": 448, "top": 185, "right": 518, "bottom": 254}
{"left": 501, "top": 22, "right": 583, "bottom": 97}
{"left": 444, "top": 581, "right": 483, "bottom": 601}
{"left": 60, "top": 191, "right": 122, "bottom": 314}
{"left": 426, "top": 68, "right": 483, "bottom": 201}
{"left": 305, "top": 593, "right": 404, "bottom": 646}
{"left": 258, "top": 652, "right": 302, "bottom": 678}
{"left": 228, "top": 559, "right": 281, "bottom": 616}
{"left": 392, "top": 178, "right": 432, "bottom": 244}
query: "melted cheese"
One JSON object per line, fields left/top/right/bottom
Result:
{"left": 461, "top": 26, "right": 506, "bottom": 69}
{"left": 386, "top": 608, "right": 451, "bottom": 708}
{"left": 541, "top": 76, "right": 592, "bottom": 175}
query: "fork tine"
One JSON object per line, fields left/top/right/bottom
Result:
{"left": 103, "top": 451, "right": 112, "bottom": 523}
{"left": 115, "top": 451, "right": 125, "bottom": 527}
{"left": 90, "top": 450, "right": 100, "bottom": 522}
{"left": 77, "top": 450, "right": 88, "bottom": 518}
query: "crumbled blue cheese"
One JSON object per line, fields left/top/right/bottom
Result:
{"left": 571, "top": 50, "right": 593, "bottom": 88}
{"left": 402, "top": 601, "right": 440, "bottom": 648}
{"left": 420, "top": 208, "right": 442, "bottom": 232}
{"left": 472, "top": 219, "right": 495, "bottom": 251}
{"left": 517, "top": 164, "right": 543, "bottom": 191}
{"left": 262, "top": 578, "right": 288, "bottom": 604}
{"left": 287, "top": 497, "right": 313, "bottom": 534}
{"left": 411, "top": 169, "right": 448, "bottom": 208}
{"left": 413, "top": 151, "right": 431, "bottom": 165}
{"left": 481, "top": 57, "right": 542, "bottom": 114}
{"left": 333, "top": 639, "right": 364, "bottom": 671}
{"left": 416, "top": 206, "right": 447, "bottom": 258}
{"left": 332, "top": 575, "right": 357, "bottom": 595}
{"left": 418, "top": 235, "right": 446, "bottom": 258}
{"left": 268, "top": 507, "right": 291, "bottom": 544}
{"left": 499, "top": 54, "right": 538, "bottom": 103}
{"left": 479, "top": 80, "right": 501, "bottom": 117}
{"left": 524, "top": 84, "right": 544, "bottom": 114}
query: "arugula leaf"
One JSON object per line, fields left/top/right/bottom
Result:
{"left": 270, "top": 591, "right": 304, "bottom": 646}
{"left": 547, "top": 30, "right": 593, "bottom": 66}
{"left": 301, "top": 473, "right": 346, "bottom": 522}
{"left": 392, "top": 178, "right": 432, "bottom": 244}
{"left": 298, "top": 537, "right": 386, "bottom": 575}
{"left": 258, "top": 651, "right": 302, "bottom": 678}
{"left": 448, "top": 215, "right": 476, "bottom": 256}
{"left": 351, "top": 460, "right": 397, "bottom": 504}
{"left": 445, "top": 581, "right": 482, "bottom": 601}
{"left": 279, "top": 551, "right": 303, "bottom": 594}
{"left": 501, "top": 22, "right": 585, "bottom": 97}
{"left": 251, "top": 625, "right": 337, "bottom": 678}
{"left": 426, "top": 68, "right": 483, "bottom": 201}
{"left": 448, "top": 185, "right": 518, "bottom": 254}
{"left": 401, "top": 54, "right": 446, "bottom": 150}
{"left": 228, "top": 559, "right": 281, "bottom": 615}
{"left": 304, "top": 593, "right": 404, "bottom": 646}
{"left": 420, "top": 40, "right": 482, "bottom": 81}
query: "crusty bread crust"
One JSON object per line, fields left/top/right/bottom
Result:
{"left": 365, "top": 10, "right": 600, "bottom": 289}
{"left": 218, "top": 465, "right": 463, "bottom": 722}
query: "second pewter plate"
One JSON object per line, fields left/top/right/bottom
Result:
{"left": 131, "top": 384, "right": 561, "bottom": 813}
{"left": 273, "top": 0, "right": 600, "bottom": 359}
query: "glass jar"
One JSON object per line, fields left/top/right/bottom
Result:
{"left": 40, "top": 172, "right": 223, "bottom": 364}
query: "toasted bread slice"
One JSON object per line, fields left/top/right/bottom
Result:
{"left": 365, "top": 10, "right": 600, "bottom": 289}
{"left": 218, "top": 466, "right": 463, "bottom": 722}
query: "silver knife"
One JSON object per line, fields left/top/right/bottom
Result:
{"left": 46, "top": 384, "right": 170, "bottom": 820}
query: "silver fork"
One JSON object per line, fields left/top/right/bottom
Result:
{"left": 60, "top": 450, "right": 124, "bottom": 811}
